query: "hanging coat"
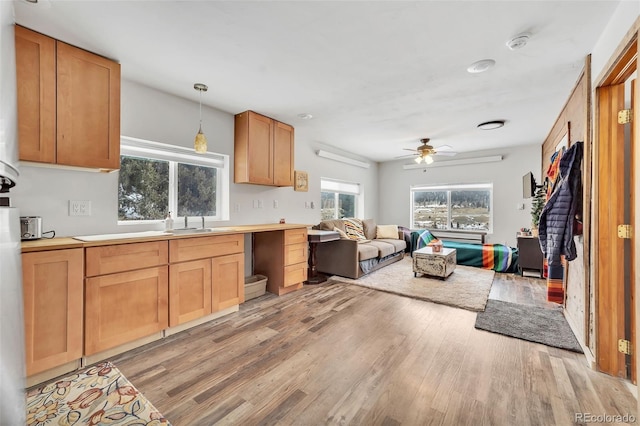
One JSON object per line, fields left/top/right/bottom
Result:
{"left": 538, "top": 141, "right": 583, "bottom": 265}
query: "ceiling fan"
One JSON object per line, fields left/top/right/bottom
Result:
{"left": 398, "top": 138, "right": 458, "bottom": 164}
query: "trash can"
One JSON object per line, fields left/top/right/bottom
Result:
{"left": 244, "top": 274, "right": 268, "bottom": 301}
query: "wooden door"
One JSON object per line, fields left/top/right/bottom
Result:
{"left": 56, "top": 41, "right": 120, "bottom": 170}
{"left": 15, "top": 26, "right": 56, "bottom": 163}
{"left": 212, "top": 253, "right": 244, "bottom": 311}
{"left": 22, "top": 249, "right": 83, "bottom": 376}
{"left": 596, "top": 38, "right": 636, "bottom": 382}
{"left": 247, "top": 111, "right": 274, "bottom": 184}
{"left": 273, "top": 121, "right": 294, "bottom": 186}
{"left": 85, "top": 266, "right": 168, "bottom": 355}
{"left": 169, "top": 259, "right": 212, "bottom": 326}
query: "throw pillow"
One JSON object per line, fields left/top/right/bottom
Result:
{"left": 343, "top": 218, "right": 367, "bottom": 241}
{"left": 376, "top": 224, "right": 399, "bottom": 239}
{"left": 333, "top": 226, "right": 349, "bottom": 239}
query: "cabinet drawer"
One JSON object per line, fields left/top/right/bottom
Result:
{"left": 283, "top": 263, "right": 307, "bottom": 287}
{"left": 284, "top": 228, "right": 307, "bottom": 245}
{"left": 284, "top": 242, "right": 307, "bottom": 266}
{"left": 170, "top": 234, "right": 244, "bottom": 263}
{"left": 86, "top": 241, "right": 168, "bottom": 277}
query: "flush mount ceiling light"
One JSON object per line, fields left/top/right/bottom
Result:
{"left": 506, "top": 33, "right": 531, "bottom": 50}
{"left": 193, "top": 83, "right": 208, "bottom": 154}
{"left": 477, "top": 120, "right": 506, "bottom": 130}
{"left": 467, "top": 59, "right": 496, "bottom": 74}
{"left": 298, "top": 113, "right": 313, "bottom": 120}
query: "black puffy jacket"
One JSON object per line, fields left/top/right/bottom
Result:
{"left": 539, "top": 141, "right": 583, "bottom": 265}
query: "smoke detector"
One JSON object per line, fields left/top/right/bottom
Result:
{"left": 506, "top": 33, "right": 531, "bottom": 50}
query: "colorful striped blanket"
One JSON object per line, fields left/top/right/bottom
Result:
{"left": 410, "top": 230, "right": 518, "bottom": 273}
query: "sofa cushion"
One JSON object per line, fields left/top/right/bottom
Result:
{"left": 366, "top": 240, "right": 396, "bottom": 258}
{"left": 362, "top": 219, "right": 377, "bottom": 240}
{"left": 376, "top": 238, "right": 407, "bottom": 253}
{"left": 357, "top": 243, "right": 379, "bottom": 261}
{"left": 344, "top": 218, "right": 367, "bottom": 240}
{"left": 376, "top": 224, "right": 399, "bottom": 239}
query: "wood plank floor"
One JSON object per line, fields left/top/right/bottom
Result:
{"left": 113, "top": 273, "right": 637, "bottom": 425}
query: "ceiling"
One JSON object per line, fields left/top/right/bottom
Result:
{"left": 14, "top": 0, "right": 620, "bottom": 163}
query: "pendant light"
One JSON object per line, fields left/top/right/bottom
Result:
{"left": 194, "top": 83, "right": 208, "bottom": 153}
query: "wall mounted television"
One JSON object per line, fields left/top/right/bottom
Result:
{"left": 523, "top": 171, "right": 536, "bottom": 198}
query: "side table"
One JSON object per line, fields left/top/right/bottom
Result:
{"left": 306, "top": 230, "right": 340, "bottom": 284}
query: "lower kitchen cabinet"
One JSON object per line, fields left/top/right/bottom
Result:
{"left": 213, "top": 253, "right": 244, "bottom": 311}
{"left": 22, "top": 248, "right": 84, "bottom": 376}
{"left": 85, "top": 266, "right": 168, "bottom": 355}
{"left": 254, "top": 228, "right": 307, "bottom": 295}
{"left": 169, "top": 259, "right": 212, "bottom": 326}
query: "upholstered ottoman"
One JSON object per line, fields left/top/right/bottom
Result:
{"left": 413, "top": 246, "right": 457, "bottom": 279}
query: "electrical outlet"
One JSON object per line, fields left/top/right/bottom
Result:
{"left": 304, "top": 201, "right": 310, "bottom": 209}
{"left": 69, "top": 200, "right": 91, "bottom": 216}
{"left": 273, "top": 200, "right": 279, "bottom": 209}
{"left": 234, "top": 203, "right": 240, "bottom": 213}
{"left": 258, "top": 200, "right": 263, "bottom": 209}
{"left": 253, "top": 200, "right": 259, "bottom": 209}
{"left": 310, "top": 201, "right": 315, "bottom": 209}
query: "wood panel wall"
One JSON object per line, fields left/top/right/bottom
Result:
{"left": 540, "top": 56, "right": 592, "bottom": 353}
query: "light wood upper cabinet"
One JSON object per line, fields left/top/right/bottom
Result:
{"left": 56, "top": 41, "right": 121, "bottom": 170}
{"left": 15, "top": 26, "right": 121, "bottom": 171}
{"left": 22, "top": 248, "right": 84, "bottom": 376}
{"left": 15, "top": 26, "right": 56, "bottom": 163}
{"left": 234, "top": 110, "right": 294, "bottom": 186}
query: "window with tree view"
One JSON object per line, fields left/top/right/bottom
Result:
{"left": 320, "top": 178, "right": 360, "bottom": 220}
{"left": 118, "top": 137, "right": 227, "bottom": 222}
{"left": 411, "top": 183, "right": 492, "bottom": 232}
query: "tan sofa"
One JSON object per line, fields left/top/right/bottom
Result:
{"left": 314, "top": 218, "right": 406, "bottom": 279}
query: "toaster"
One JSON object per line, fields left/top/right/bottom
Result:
{"left": 20, "top": 216, "right": 42, "bottom": 240}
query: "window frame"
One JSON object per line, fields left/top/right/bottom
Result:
{"left": 410, "top": 182, "right": 493, "bottom": 233}
{"left": 320, "top": 178, "right": 361, "bottom": 220}
{"left": 118, "top": 136, "right": 229, "bottom": 225}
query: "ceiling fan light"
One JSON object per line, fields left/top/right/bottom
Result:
{"left": 425, "top": 155, "right": 434, "bottom": 165}
{"left": 414, "top": 156, "right": 423, "bottom": 164}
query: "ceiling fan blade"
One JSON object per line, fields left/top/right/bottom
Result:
{"left": 434, "top": 151, "right": 457, "bottom": 157}
{"left": 395, "top": 153, "right": 417, "bottom": 159}
{"left": 402, "top": 148, "right": 417, "bottom": 152}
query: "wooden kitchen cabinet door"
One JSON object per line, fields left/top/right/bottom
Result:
{"left": 273, "top": 121, "right": 294, "bottom": 186}
{"left": 56, "top": 41, "right": 120, "bottom": 170}
{"left": 85, "top": 266, "right": 168, "bottom": 355}
{"left": 15, "top": 26, "right": 56, "bottom": 164}
{"left": 169, "top": 259, "right": 212, "bottom": 326}
{"left": 212, "top": 253, "right": 244, "bottom": 311}
{"left": 22, "top": 248, "right": 83, "bottom": 376}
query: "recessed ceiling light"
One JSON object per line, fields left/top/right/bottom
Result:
{"left": 467, "top": 59, "right": 496, "bottom": 74}
{"left": 477, "top": 120, "right": 505, "bottom": 130}
{"left": 506, "top": 33, "right": 531, "bottom": 50}
{"left": 298, "top": 113, "right": 313, "bottom": 120}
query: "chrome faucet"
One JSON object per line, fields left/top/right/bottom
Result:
{"left": 201, "top": 216, "right": 205, "bottom": 229}
{"left": 184, "top": 215, "right": 188, "bottom": 229}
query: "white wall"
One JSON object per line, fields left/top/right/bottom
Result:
{"left": 12, "top": 79, "right": 379, "bottom": 237}
{"left": 378, "top": 144, "right": 541, "bottom": 247}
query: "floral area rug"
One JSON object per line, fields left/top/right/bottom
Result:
{"left": 26, "top": 361, "right": 171, "bottom": 426}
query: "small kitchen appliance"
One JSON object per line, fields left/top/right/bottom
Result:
{"left": 20, "top": 216, "right": 42, "bottom": 240}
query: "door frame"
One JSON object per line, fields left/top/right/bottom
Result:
{"left": 593, "top": 24, "right": 638, "bottom": 383}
